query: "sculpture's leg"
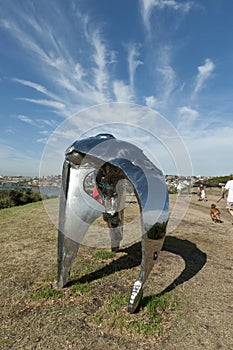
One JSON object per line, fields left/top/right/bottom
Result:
{"left": 104, "top": 211, "right": 123, "bottom": 252}
{"left": 128, "top": 224, "right": 166, "bottom": 313}
{"left": 56, "top": 231, "right": 79, "bottom": 289}
{"left": 55, "top": 164, "right": 103, "bottom": 289}
{"left": 110, "top": 181, "right": 126, "bottom": 252}
{"left": 102, "top": 180, "right": 126, "bottom": 252}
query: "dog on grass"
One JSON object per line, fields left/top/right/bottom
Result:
{"left": 210, "top": 204, "right": 223, "bottom": 223}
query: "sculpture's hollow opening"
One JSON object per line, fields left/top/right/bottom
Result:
{"left": 83, "top": 165, "right": 136, "bottom": 211}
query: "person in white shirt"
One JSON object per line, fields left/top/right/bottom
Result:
{"left": 201, "top": 188, "right": 207, "bottom": 202}
{"left": 177, "top": 183, "right": 182, "bottom": 196}
{"left": 222, "top": 179, "right": 233, "bottom": 223}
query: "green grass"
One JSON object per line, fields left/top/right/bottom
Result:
{"left": 91, "top": 291, "right": 177, "bottom": 337}
{"left": 29, "top": 286, "right": 64, "bottom": 300}
{"left": 71, "top": 282, "right": 94, "bottom": 295}
{"left": 1, "top": 199, "right": 180, "bottom": 349}
{"left": 92, "top": 249, "right": 116, "bottom": 260}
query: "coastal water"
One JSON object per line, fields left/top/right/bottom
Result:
{"left": 39, "top": 187, "right": 60, "bottom": 197}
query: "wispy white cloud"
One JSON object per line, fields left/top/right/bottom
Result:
{"left": 4, "top": 8, "right": 147, "bottom": 110}
{"left": 4, "top": 128, "right": 15, "bottom": 134}
{"left": 0, "top": 18, "right": 57, "bottom": 69}
{"left": 145, "top": 95, "right": 160, "bottom": 109}
{"left": 1, "top": 3, "right": 145, "bottom": 119}
{"left": 83, "top": 18, "right": 117, "bottom": 102}
{"left": 140, "top": 0, "right": 193, "bottom": 34}
{"left": 141, "top": 46, "right": 177, "bottom": 110}
{"left": 127, "top": 44, "right": 143, "bottom": 91}
{"left": 38, "top": 119, "right": 58, "bottom": 128}
{"left": 176, "top": 106, "right": 199, "bottom": 131}
{"left": 74, "top": 63, "right": 86, "bottom": 81}
{"left": 157, "top": 45, "right": 176, "bottom": 104}
{"left": 13, "top": 78, "right": 61, "bottom": 101}
{"left": 110, "top": 44, "right": 143, "bottom": 103}
{"left": 1, "top": 8, "right": 116, "bottom": 111}
{"left": 36, "top": 137, "right": 49, "bottom": 144}
{"left": 113, "top": 81, "right": 134, "bottom": 102}
{"left": 18, "top": 98, "right": 66, "bottom": 110}
{"left": 139, "top": 0, "right": 154, "bottom": 33}
{"left": 192, "top": 58, "right": 215, "bottom": 97}
{"left": 91, "top": 31, "right": 110, "bottom": 100}
{"left": 17, "top": 114, "right": 58, "bottom": 135}
{"left": 17, "top": 114, "right": 37, "bottom": 126}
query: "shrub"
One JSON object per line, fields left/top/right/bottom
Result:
{"left": 0, "top": 188, "right": 43, "bottom": 209}
{"left": 30, "top": 191, "right": 43, "bottom": 202}
{"left": 0, "top": 197, "right": 14, "bottom": 209}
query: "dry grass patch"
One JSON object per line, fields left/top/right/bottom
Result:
{"left": 1, "top": 199, "right": 180, "bottom": 349}
{"left": 1, "top": 190, "right": 232, "bottom": 349}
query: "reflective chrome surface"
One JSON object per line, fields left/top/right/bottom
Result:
{"left": 56, "top": 133, "right": 169, "bottom": 312}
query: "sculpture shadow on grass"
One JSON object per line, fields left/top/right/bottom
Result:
{"left": 158, "top": 236, "right": 207, "bottom": 296}
{"left": 67, "top": 236, "right": 207, "bottom": 304}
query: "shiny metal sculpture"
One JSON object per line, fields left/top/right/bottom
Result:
{"left": 56, "top": 133, "right": 169, "bottom": 313}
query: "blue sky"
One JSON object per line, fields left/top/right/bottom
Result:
{"left": 0, "top": 0, "right": 232, "bottom": 177}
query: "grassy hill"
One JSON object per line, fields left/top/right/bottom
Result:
{"left": 1, "top": 193, "right": 232, "bottom": 349}
{"left": 0, "top": 200, "right": 177, "bottom": 349}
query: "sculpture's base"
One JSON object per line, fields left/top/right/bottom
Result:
{"left": 128, "top": 280, "right": 143, "bottom": 313}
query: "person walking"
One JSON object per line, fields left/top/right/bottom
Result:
{"left": 222, "top": 179, "right": 233, "bottom": 224}
{"left": 197, "top": 185, "right": 202, "bottom": 200}
{"left": 201, "top": 187, "right": 207, "bottom": 202}
{"left": 177, "top": 183, "right": 182, "bottom": 196}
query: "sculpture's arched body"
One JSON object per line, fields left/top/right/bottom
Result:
{"left": 56, "top": 133, "right": 169, "bottom": 313}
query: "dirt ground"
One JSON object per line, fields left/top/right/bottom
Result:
{"left": 1, "top": 190, "right": 233, "bottom": 350}
{"left": 156, "top": 193, "right": 233, "bottom": 350}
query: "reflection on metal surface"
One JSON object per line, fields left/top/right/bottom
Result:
{"left": 56, "top": 133, "right": 169, "bottom": 312}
